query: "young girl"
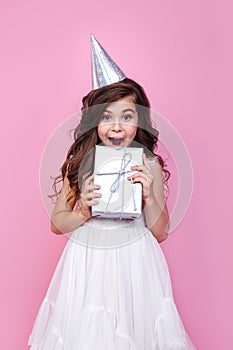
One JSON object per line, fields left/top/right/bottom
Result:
{"left": 28, "top": 37, "right": 196, "bottom": 349}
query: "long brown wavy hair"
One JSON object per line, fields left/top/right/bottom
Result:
{"left": 50, "top": 78, "right": 170, "bottom": 204}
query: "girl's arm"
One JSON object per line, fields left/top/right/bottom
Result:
{"left": 143, "top": 158, "right": 169, "bottom": 242}
{"left": 130, "top": 155, "right": 170, "bottom": 243}
{"left": 51, "top": 174, "right": 101, "bottom": 234}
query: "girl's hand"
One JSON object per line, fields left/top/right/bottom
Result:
{"left": 79, "top": 175, "right": 102, "bottom": 220}
{"left": 128, "top": 153, "right": 155, "bottom": 204}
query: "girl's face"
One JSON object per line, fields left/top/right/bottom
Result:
{"left": 97, "top": 96, "right": 138, "bottom": 147}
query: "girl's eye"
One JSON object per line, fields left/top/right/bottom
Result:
{"left": 122, "top": 114, "right": 132, "bottom": 121}
{"left": 102, "top": 114, "right": 111, "bottom": 121}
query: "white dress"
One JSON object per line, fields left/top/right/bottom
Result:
{"left": 28, "top": 161, "right": 196, "bottom": 350}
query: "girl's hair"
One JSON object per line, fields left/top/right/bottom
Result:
{"left": 50, "top": 78, "right": 170, "bottom": 204}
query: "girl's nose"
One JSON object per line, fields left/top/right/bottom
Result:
{"left": 112, "top": 120, "right": 122, "bottom": 131}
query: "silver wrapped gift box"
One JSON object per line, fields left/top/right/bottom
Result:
{"left": 92, "top": 145, "right": 143, "bottom": 219}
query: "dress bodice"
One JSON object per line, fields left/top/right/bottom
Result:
{"left": 70, "top": 214, "right": 148, "bottom": 249}
{"left": 85, "top": 213, "right": 146, "bottom": 229}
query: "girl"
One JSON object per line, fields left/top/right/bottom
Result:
{"left": 28, "top": 37, "right": 196, "bottom": 349}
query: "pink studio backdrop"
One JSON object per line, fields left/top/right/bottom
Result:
{"left": 1, "top": 1, "right": 232, "bottom": 349}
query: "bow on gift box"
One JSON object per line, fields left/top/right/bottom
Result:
{"left": 95, "top": 149, "right": 138, "bottom": 218}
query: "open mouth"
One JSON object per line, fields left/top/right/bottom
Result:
{"left": 108, "top": 137, "right": 125, "bottom": 147}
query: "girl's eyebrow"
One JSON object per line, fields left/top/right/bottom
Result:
{"left": 104, "top": 108, "right": 136, "bottom": 114}
{"left": 122, "top": 108, "right": 136, "bottom": 113}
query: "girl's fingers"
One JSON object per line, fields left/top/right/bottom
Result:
{"left": 80, "top": 195, "right": 100, "bottom": 207}
{"left": 128, "top": 172, "right": 152, "bottom": 183}
{"left": 131, "top": 164, "right": 146, "bottom": 171}
{"left": 84, "top": 174, "right": 93, "bottom": 183}
{"left": 81, "top": 175, "right": 102, "bottom": 207}
{"left": 130, "top": 159, "right": 153, "bottom": 185}
{"left": 82, "top": 177, "right": 101, "bottom": 193}
{"left": 85, "top": 183, "right": 101, "bottom": 193}
{"left": 131, "top": 164, "right": 151, "bottom": 175}
{"left": 129, "top": 176, "right": 148, "bottom": 187}
{"left": 130, "top": 177, "right": 150, "bottom": 198}
{"left": 128, "top": 169, "right": 153, "bottom": 199}
{"left": 83, "top": 174, "right": 96, "bottom": 187}
{"left": 85, "top": 199, "right": 100, "bottom": 206}
{"left": 83, "top": 191, "right": 102, "bottom": 201}
{"left": 128, "top": 175, "right": 152, "bottom": 198}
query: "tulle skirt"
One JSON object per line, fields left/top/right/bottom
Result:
{"left": 28, "top": 218, "right": 196, "bottom": 349}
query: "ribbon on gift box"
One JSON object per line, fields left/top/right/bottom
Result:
{"left": 95, "top": 149, "right": 138, "bottom": 218}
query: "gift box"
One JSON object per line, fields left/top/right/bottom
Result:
{"left": 92, "top": 145, "right": 143, "bottom": 219}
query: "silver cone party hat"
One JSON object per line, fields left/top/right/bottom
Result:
{"left": 91, "top": 34, "right": 126, "bottom": 90}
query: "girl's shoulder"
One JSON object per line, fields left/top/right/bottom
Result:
{"left": 146, "top": 155, "right": 159, "bottom": 161}
{"left": 146, "top": 155, "right": 160, "bottom": 171}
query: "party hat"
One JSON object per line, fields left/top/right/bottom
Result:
{"left": 91, "top": 34, "right": 126, "bottom": 90}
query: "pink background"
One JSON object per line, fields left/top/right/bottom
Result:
{"left": 1, "top": 1, "right": 232, "bottom": 349}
